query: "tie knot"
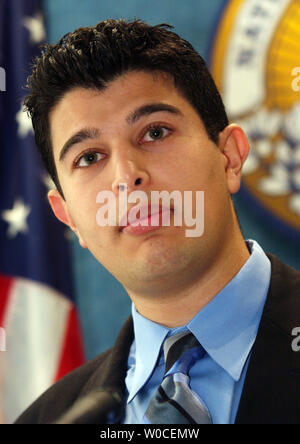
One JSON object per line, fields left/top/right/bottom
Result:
{"left": 163, "top": 331, "right": 201, "bottom": 375}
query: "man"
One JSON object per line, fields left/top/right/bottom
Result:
{"left": 15, "top": 19, "right": 300, "bottom": 424}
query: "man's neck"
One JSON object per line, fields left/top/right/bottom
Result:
{"left": 127, "top": 237, "right": 251, "bottom": 328}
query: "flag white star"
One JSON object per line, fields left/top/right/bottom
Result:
{"left": 23, "top": 12, "right": 46, "bottom": 44}
{"left": 1, "top": 198, "right": 31, "bottom": 238}
{"left": 16, "top": 103, "right": 33, "bottom": 138}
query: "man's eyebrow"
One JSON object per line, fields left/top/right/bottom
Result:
{"left": 126, "top": 103, "right": 183, "bottom": 125}
{"left": 59, "top": 127, "right": 101, "bottom": 162}
{"left": 58, "top": 104, "right": 181, "bottom": 162}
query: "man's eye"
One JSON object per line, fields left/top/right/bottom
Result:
{"left": 75, "top": 151, "right": 104, "bottom": 168}
{"left": 141, "top": 126, "right": 171, "bottom": 143}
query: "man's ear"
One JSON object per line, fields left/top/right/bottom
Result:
{"left": 47, "top": 189, "right": 87, "bottom": 248}
{"left": 218, "top": 123, "right": 250, "bottom": 194}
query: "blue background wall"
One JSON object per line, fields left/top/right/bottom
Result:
{"left": 42, "top": 0, "right": 300, "bottom": 360}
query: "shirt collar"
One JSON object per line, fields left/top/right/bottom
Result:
{"left": 126, "top": 239, "right": 271, "bottom": 401}
{"left": 126, "top": 304, "right": 169, "bottom": 402}
{"left": 188, "top": 239, "right": 271, "bottom": 380}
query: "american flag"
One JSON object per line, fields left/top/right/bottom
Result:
{"left": 0, "top": 0, "right": 85, "bottom": 423}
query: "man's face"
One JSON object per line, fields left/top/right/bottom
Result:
{"left": 49, "top": 71, "right": 242, "bottom": 295}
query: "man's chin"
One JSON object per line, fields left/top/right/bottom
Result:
{"left": 120, "top": 242, "right": 196, "bottom": 289}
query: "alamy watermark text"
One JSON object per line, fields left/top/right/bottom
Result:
{"left": 0, "top": 67, "right": 6, "bottom": 92}
{"left": 291, "top": 67, "right": 300, "bottom": 92}
{"left": 95, "top": 184, "right": 204, "bottom": 237}
{"left": 0, "top": 327, "right": 6, "bottom": 351}
{"left": 291, "top": 327, "right": 300, "bottom": 352}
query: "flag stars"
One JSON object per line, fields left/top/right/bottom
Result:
{"left": 23, "top": 12, "right": 46, "bottom": 44}
{"left": 1, "top": 198, "right": 31, "bottom": 239}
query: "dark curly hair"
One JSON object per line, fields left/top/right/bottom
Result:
{"left": 24, "top": 19, "right": 229, "bottom": 198}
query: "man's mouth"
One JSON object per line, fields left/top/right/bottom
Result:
{"left": 119, "top": 204, "right": 173, "bottom": 235}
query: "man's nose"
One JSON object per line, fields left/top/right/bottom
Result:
{"left": 111, "top": 153, "right": 150, "bottom": 195}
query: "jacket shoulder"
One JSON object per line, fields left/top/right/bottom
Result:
{"left": 15, "top": 315, "right": 134, "bottom": 424}
{"left": 236, "top": 253, "right": 300, "bottom": 424}
{"left": 14, "top": 348, "right": 112, "bottom": 424}
{"left": 266, "top": 253, "right": 300, "bottom": 332}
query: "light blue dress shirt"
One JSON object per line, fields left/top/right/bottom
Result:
{"left": 122, "top": 240, "right": 271, "bottom": 424}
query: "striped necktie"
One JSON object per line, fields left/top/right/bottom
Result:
{"left": 144, "top": 331, "right": 212, "bottom": 424}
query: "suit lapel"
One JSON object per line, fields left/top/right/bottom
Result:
{"left": 235, "top": 316, "right": 296, "bottom": 423}
{"left": 78, "top": 316, "right": 134, "bottom": 421}
{"left": 235, "top": 254, "right": 300, "bottom": 424}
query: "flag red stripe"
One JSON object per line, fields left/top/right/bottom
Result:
{"left": 0, "top": 274, "right": 13, "bottom": 325}
{"left": 54, "top": 306, "right": 85, "bottom": 381}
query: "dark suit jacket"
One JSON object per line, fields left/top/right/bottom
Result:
{"left": 15, "top": 254, "right": 300, "bottom": 424}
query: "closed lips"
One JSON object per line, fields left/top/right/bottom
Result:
{"left": 119, "top": 205, "right": 172, "bottom": 229}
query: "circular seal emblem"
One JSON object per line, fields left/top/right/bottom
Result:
{"left": 211, "top": 0, "right": 300, "bottom": 239}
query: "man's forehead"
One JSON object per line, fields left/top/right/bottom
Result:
{"left": 51, "top": 70, "right": 177, "bottom": 110}
{"left": 49, "top": 70, "right": 186, "bottom": 134}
